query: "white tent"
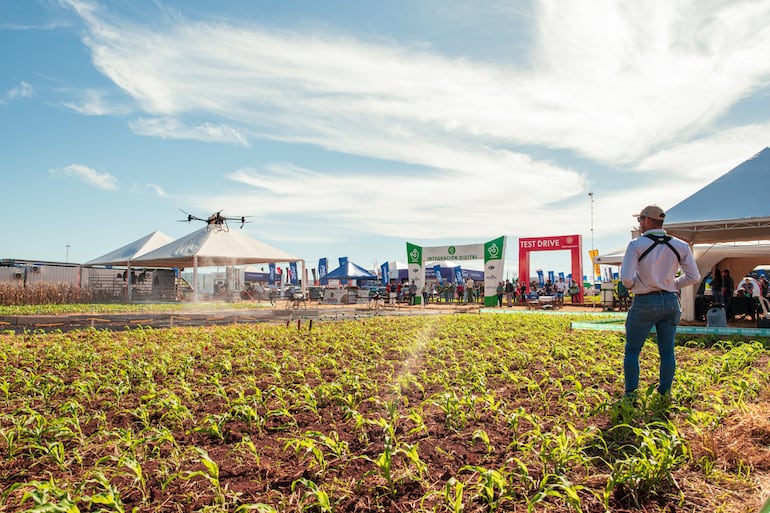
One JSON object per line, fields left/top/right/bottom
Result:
{"left": 387, "top": 260, "right": 409, "bottom": 280}
{"left": 595, "top": 147, "right": 770, "bottom": 320}
{"left": 597, "top": 243, "right": 770, "bottom": 280}
{"left": 131, "top": 226, "right": 301, "bottom": 301}
{"left": 664, "top": 147, "right": 770, "bottom": 244}
{"left": 85, "top": 231, "right": 175, "bottom": 267}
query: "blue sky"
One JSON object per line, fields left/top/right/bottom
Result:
{"left": 3, "top": 0, "right": 770, "bottom": 279}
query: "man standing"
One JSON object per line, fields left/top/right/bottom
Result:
{"left": 504, "top": 279, "right": 514, "bottom": 307}
{"left": 721, "top": 269, "right": 734, "bottom": 317}
{"left": 620, "top": 205, "right": 700, "bottom": 399}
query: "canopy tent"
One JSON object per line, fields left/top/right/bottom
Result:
{"left": 85, "top": 231, "right": 175, "bottom": 267}
{"left": 593, "top": 148, "right": 770, "bottom": 320}
{"left": 663, "top": 147, "right": 770, "bottom": 244}
{"left": 596, "top": 243, "right": 770, "bottom": 281}
{"left": 320, "top": 261, "right": 377, "bottom": 283}
{"left": 425, "top": 260, "right": 484, "bottom": 282}
{"left": 387, "top": 260, "right": 409, "bottom": 281}
{"left": 131, "top": 226, "right": 301, "bottom": 301}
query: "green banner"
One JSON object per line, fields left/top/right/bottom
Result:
{"left": 406, "top": 242, "right": 422, "bottom": 264}
{"left": 483, "top": 236, "right": 506, "bottom": 307}
{"left": 484, "top": 236, "right": 505, "bottom": 263}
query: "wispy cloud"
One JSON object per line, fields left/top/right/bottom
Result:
{"left": 1, "top": 82, "right": 33, "bottom": 104}
{"left": 62, "top": 89, "right": 133, "bottom": 115}
{"left": 60, "top": 0, "right": 770, "bottom": 240}
{"left": 146, "top": 183, "right": 167, "bottom": 197}
{"left": 51, "top": 164, "right": 118, "bottom": 190}
{"left": 0, "top": 22, "right": 67, "bottom": 30}
{"left": 129, "top": 117, "right": 250, "bottom": 146}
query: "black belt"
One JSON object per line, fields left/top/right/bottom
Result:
{"left": 635, "top": 290, "right": 675, "bottom": 296}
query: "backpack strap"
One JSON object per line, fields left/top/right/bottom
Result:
{"left": 639, "top": 234, "right": 681, "bottom": 263}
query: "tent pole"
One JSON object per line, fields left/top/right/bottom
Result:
{"left": 193, "top": 255, "right": 199, "bottom": 303}
{"left": 127, "top": 261, "right": 133, "bottom": 303}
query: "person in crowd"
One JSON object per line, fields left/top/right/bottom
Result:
{"left": 554, "top": 278, "right": 566, "bottom": 305}
{"left": 409, "top": 280, "right": 417, "bottom": 306}
{"left": 456, "top": 282, "right": 464, "bottom": 303}
{"left": 389, "top": 281, "right": 397, "bottom": 305}
{"left": 465, "top": 277, "right": 474, "bottom": 302}
{"left": 421, "top": 282, "right": 429, "bottom": 306}
{"left": 496, "top": 281, "right": 504, "bottom": 307}
{"left": 568, "top": 280, "right": 580, "bottom": 303}
{"left": 721, "top": 269, "right": 734, "bottom": 315}
{"left": 519, "top": 282, "right": 528, "bottom": 304}
{"left": 620, "top": 205, "right": 700, "bottom": 400}
{"left": 711, "top": 265, "right": 723, "bottom": 304}
{"left": 504, "top": 279, "right": 514, "bottom": 307}
{"left": 616, "top": 280, "right": 630, "bottom": 310}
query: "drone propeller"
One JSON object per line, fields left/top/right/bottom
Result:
{"left": 178, "top": 209, "right": 253, "bottom": 229}
{"left": 177, "top": 209, "right": 205, "bottom": 223}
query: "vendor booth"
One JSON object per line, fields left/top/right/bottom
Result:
{"left": 594, "top": 147, "right": 770, "bottom": 321}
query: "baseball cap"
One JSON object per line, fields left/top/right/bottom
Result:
{"left": 634, "top": 205, "right": 665, "bottom": 221}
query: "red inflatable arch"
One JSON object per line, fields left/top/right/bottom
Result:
{"left": 518, "top": 235, "right": 584, "bottom": 303}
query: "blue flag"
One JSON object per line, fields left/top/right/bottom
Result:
{"left": 454, "top": 267, "right": 463, "bottom": 284}
{"left": 380, "top": 262, "right": 389, "bottom": 286}
{"left": 269, "top": 263, "right": 276, "bottom": 285}
{"left": 338, "top": 257, "right": 348, "bottom": 285}
{"left": 318, "top": 258, "right": 327, "bottom": 280}
{"left": 289, "top": 261, "right": 298, "bottom": 285}
{"left": 536, "top": 269, "right": 545, "bottom": 287}
{"left": 433, "top": 264, "right": 443, "bottom": 284}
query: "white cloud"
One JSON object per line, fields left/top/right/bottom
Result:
{"left": 51, "top": 164, "right": 118, "bottom": 190}
{"left": 635, "top": 126, "right": 770, "bottom": 181}
{"left": 1, "top": 82, "right": 33, "bottom": 104}
{"left": 146, "top": 183, "right": 167, "bottom": 197}
{"left": 60, "top": 0, "right": 770, "bottom": 246}
{"left": 129, "top": 117, "right": 250, "bottom": 146}
{"left": 65, "top": 0, "right": 770, "bottom": 164}
{"left": 62, "top": 89, "right": 133, "bottom": 115}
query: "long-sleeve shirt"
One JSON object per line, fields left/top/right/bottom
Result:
{"left": 620, "top": 229, "right": 700, "bottom": 294}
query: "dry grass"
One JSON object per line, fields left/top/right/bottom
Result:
{"left": 0, "top": 282, "right": 94, "bottom": 306}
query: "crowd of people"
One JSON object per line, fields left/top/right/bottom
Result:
{"left": 493, "top": 277, "right": 580, "bottom": 307}
{"left": 384, "top": 275, "right": 583, "bottom": 307}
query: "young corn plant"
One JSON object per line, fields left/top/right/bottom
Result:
{"left": 459, "top": 464, "right": 509, "bottom": 511}
{"left": 441, "top": 477, "right": 465, "bottom": 513}
{"left": 15, "top": 477, "right": 80, "bottom": 513}
{"left": 291, "top": 477, "right": 333, "bottom": 513}
{"left": 609, "top": 422, "right": 689, "bottom": 507}
{"left": 284, "top": 434, "right": 329, "bottom": 475}
{"left": 180, "top": 447, "right": 228, "bottom": 507}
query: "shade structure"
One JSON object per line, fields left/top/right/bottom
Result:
{"left": 663, "top": 147, "right": 770, "bottom": 244}
{"left": 131, "top": 226, "right": 299, "bottom": 268}
{"left": 596, "top": 148, "right": 770, "bottom": 320}
{"left": 130, "top": 227, "right": 301, "bottom": 302}
{"left": 321, "top": 261, "right": 377, "bottom": 282}
{"left": 596, "top": 244, "right": 770, "bottom": 279}
{"left": 85, "top": 231, "right": 175, "bottom": 266}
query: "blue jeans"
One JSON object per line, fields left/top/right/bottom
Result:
{"left": 624, "top": 291, "right": 681, "bottom": 395}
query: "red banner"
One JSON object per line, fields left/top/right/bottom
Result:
{"left": 519, "top": 235, "right": 581, "bottom": 250}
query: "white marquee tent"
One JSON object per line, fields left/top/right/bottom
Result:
{"left": 85, "top": 230, "right": 175, "bottom": 267}
{"left": 595, "top": 147, "right": 770, "bottom": 320}
{"left": 129, "top": 226, "right": 301, "bottom": 302}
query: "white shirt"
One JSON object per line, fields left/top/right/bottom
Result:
{"left": 620, "top": 229, "right": 700, "bottom": 294}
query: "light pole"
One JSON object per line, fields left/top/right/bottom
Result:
{"left": 65, "top": 244, "right": 71, "bottom": 263}
{"left": 588, "top": 192, "right": 594, "bottom": 250}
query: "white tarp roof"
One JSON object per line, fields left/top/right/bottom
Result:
{"left": 130, "top": 226, "right": 300, "bottom": 268}
{"left": 663, "top": 147, "right": 770, "bottom": 244}
{"left": 85, "top": 231, "right": 175, "bottom": 266}
{"left": 596, "top": 243, "right": 770, "bottom": 280}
